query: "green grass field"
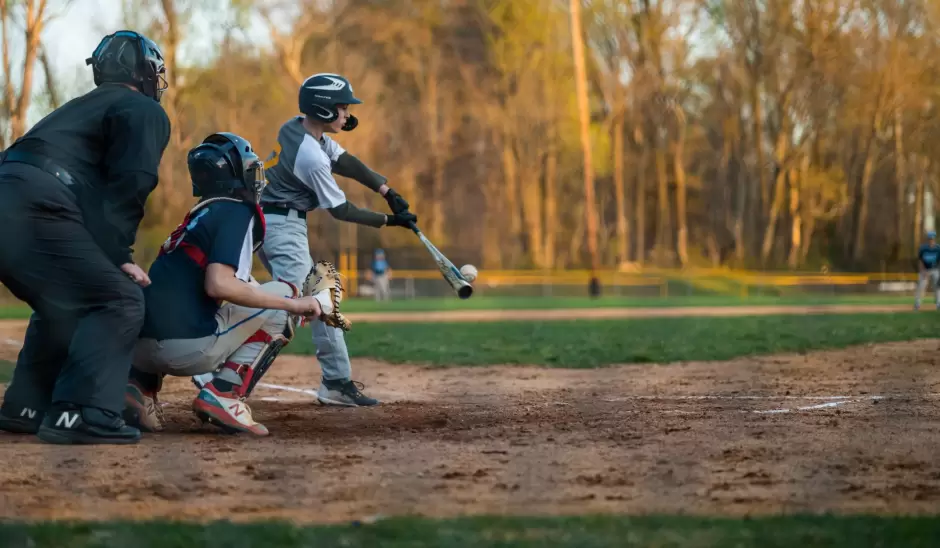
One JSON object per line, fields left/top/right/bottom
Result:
{"left": 2, "top": 311, "right": 938, "bottom": 546}
{"left": 281, "top": 312, "right": 937, "bottom": 367}
{"left": 0, "top": 293, "right": 917, "bottom": 319}
{"left": 1, "top": 515, "right": 939, "bottom": 548}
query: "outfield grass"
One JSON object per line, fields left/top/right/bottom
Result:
{"left": 279, "top": 311, "right": 938, "bottom": 367}
{"left": 0, "top": 359, "right": 11, "bottom": 383}
{"left": 0, "top": 294, "right": 916, "bottom": 319}
{"left": 1, "top": 515, "right": 938, "bottom": 547}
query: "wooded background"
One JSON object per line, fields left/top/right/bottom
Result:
{"left": 2, "top": 0, "right": 938, "bottom": 273}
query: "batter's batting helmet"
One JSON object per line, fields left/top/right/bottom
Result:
{"left": 298, "top": 73, "right": 361, "bottom": 131}
{"left": 188, "top": 133, "right": 266, "bottom": 203}
{"left": 86, "top": 30, "right": 168, "bottom": 103}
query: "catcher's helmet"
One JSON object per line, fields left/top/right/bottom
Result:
{"left": 298, "top": 73, "right": 361, "bottom": 131}
{"left": 187, "top": 133, "right": 266, "bottom": 203}
{"left": 86, "top": 30, "right": 167, "bottom": 103}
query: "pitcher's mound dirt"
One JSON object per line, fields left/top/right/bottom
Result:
{"left": 1, "top": 327, "right": 940, "bottom": 523}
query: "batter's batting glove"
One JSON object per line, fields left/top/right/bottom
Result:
{"left": 383, "top": 188, "right": 410, "bottom": 214}
{"left": 386, "top": 211, "right": 418, "bottom": 228}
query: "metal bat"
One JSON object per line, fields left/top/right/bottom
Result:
{"left": 408, "top": 221, "right": 473, "bottom": 299}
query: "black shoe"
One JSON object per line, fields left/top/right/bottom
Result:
{"left": 317, "top": 379, "right": 380, "bottom": 407}
{"left": 37, "top": 404, "right": 141, "bottom": 445}
{"left": 0, "top": 402, "right": 44, "bottom": 434}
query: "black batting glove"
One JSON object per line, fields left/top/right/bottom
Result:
{"left": 383, "top": 188, "right": 410, "bottom": 214}
{"left": 386, "top": 211, "right": 418, "bottom": 228}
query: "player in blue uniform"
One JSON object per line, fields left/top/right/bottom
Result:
{"left": 915, "top": 230, "right": 940, "bottom": 310}
{"left": 123, "top": 132, "right": 325, "bottom": 436}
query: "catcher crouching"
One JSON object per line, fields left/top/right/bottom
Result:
{"left": 123, "top": 132, "right": 341, "bottom": 436}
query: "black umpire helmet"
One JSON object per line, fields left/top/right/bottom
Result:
{"left": 298, "top": 73, "right": 361, "bottom": 131}
{"left": 86, "top": 30, "right": 168, "bottom": 103}
{"left": 187, "top": 133, "right": 267, "bottom": 203}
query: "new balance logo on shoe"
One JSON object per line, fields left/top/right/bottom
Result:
{"left": 229, "top": 403, "right": 244, "bottom": 418}
{"left": 54, "top": 412, "right": 79, "bottom": 429}
{"left": 19, "top": 408, "right": 37, "bottom": 419}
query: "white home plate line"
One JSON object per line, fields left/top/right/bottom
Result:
{"left": 752, "top": 398, "right": 879, "bottom": 414}
{"left": 258, "top": 382, "right": 319, "bottom": 398}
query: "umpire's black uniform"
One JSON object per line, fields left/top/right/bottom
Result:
{"left": 0, "top": 31, "right": 170, "bottom": 444}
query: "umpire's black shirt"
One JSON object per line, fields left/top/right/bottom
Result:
{"left": 7, "top": 83, "right": 171, "bottom": 266}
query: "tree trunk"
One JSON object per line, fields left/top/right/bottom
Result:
{"left": 673, "top": 119, "right": 689, "bottom": 267}
{"left": 759, "top": 128, "right": 790, "bottom": 264}
{"left": 426, "top": 61, "right": 446, "bottom": 243}
{"left": 520, "top": 166, "right": 545, "bottom": 268}
{"left": 501, "top": 136, "right": 522, "bottom": 263}
{"left": 654, "top": 137, "right": 670, "bottom": 259}
{"left": 0, "top": 0, "right": 11, "bottom": 149}
{"left": 914, "top": 156, "right": 928, "bottom": 253}
{"left": 787, "top": 158, "right": 804, "bottom": 268}
{"left": 733, "top": 153, "right": 748, "bottom": 265}
{"left": 569, "top": 0, "right": 600, "bottom": 275}
{"left": 635, "top": 134, "right": 648, "bottom": 264}
{"left": 9, "top": 0, "right": 46, "bottom": 142}
{"left": 751, "top": 80, "right": 768, "bottom": 212}
{"left": 894, "top": 106, "right": 906, "bottom": 258}
{"left": 544, "top": 138, "right": 558, "bottom": 269}
{"left": 612, "top": 113, "right": 629, "bottom": 265}
{"left": 852, "top": 88, "right": 886, "bottom": 261}
{"left": 39, "top": 44, "right": 59, "bottom": 109}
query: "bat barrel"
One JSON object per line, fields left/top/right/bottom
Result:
{"left": 457, "top": 285, "right": 473, "bottom": 299}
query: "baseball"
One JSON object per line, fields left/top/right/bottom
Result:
{"left": 460, "top": 264, "right": 478, "bottom": 283}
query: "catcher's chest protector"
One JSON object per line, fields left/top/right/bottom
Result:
{"left": 160, "top": 197, "right": 267, "bottom": 263}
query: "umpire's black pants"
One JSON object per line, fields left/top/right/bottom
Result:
{"left": 0, "top": 163, "right": 144, "bottom": 415}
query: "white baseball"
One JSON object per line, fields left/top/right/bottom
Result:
{"left": 460, "top": 264, "right": 478, "bottom": 283}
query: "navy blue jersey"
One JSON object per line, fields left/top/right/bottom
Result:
{"left": 141, "top": 200, "right": 258, "bottom": 340}
{"left": 919, "top": 243, "right": 940, "bottom": 269}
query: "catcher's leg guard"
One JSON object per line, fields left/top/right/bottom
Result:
{"left": 212, "top": 311, "right": 295, "bottom": 399}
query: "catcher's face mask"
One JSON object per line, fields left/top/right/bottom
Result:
{"left": 245, "top": 160, "right": 267, "bottom": 203}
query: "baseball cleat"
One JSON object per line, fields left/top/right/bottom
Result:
{"left": 192, "top": 384, "right": 269, "bottom": 436}
{"left": 123, "top": 380, "right": 165, "bottom": 433}
{"left": 317, "top": 379, "right": 380, "bottom": 407}
{"left": 36, "top": 405, "right": 141, "bottom": 445}
{"left": 0, "top": 402, "right": 44, "bottom": 434}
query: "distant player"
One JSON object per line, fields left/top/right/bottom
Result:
{"left": 193, "top": 73, "right": 416, "bottom": 407}
{"left": 369, "top": 248, "right": 392, "bottom": 301}
{"left": 0, "top": 30, "right": 170, "bottom": 444}
{"left": 123, "top": 133, "right": 325, "bottom": 436}
{"left": 915, "top": 230, "right": 940, "bottom": 310}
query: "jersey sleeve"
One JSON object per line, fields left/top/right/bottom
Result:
{"left": 95, "top": 98, "right": 172, "bottom": 265}
{"left": 205, "top": 203, "right": 255, "bottom": 270}
{"left": 295, "top": 144, "right": 347, "bottom": 209}
{"left": 321, "top": 136, "right": 346, "bottom": 162}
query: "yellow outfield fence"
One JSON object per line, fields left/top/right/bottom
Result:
{"left": 338, "top": 266, "right": 924, "bottom": 299}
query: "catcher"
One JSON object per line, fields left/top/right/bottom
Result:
{"left": 123, "top": 132, "right": 345, "bottom": 436}
{"left": 192, "top": 73, "right": 416, "bottom": 407}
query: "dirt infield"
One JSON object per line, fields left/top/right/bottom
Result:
{"left": 1, "top": 309, "right": 940, "bottom": 523}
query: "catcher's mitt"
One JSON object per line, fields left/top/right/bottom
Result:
{"left": 302, "top": 260, "right": 351, "bottom": 332}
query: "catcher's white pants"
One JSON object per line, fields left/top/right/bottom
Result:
{"left": 132, "top": 281, "right": 292, "bottom": 377}
{"left": 258, "top": 211, "right": 352, "bottom": 381}
{"left": 915, "top": 269, "right": 940, "bottom": 308}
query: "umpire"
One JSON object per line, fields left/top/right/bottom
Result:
{"left": 0, "top": 30, "right": 171, "bottom": 444}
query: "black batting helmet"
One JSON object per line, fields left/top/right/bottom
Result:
{"left": 86, "top": 30, "right": 168, "bottom": 103}
{"left": 298, "top": 73, "right": 361, "bottom": 131}
{"left": 187, "top": 133, "right": 266, "bottom": 203}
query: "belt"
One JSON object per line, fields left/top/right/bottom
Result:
{"left": 262, "top": 204, "right": 306, "bottom": 219}
{"left": 0, "top": 149, "right": 77, "bottom": 187}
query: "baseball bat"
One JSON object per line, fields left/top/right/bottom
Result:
{"left": 408, "top": 221, "right": 473, "bottom": 299}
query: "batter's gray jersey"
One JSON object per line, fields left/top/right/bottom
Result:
{"left": 261, "top": 117, "right": 347, "bottom": 211}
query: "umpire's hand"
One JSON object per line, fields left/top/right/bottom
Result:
{"left": 121, "top": 263, "right": 152, "bottom": 287}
